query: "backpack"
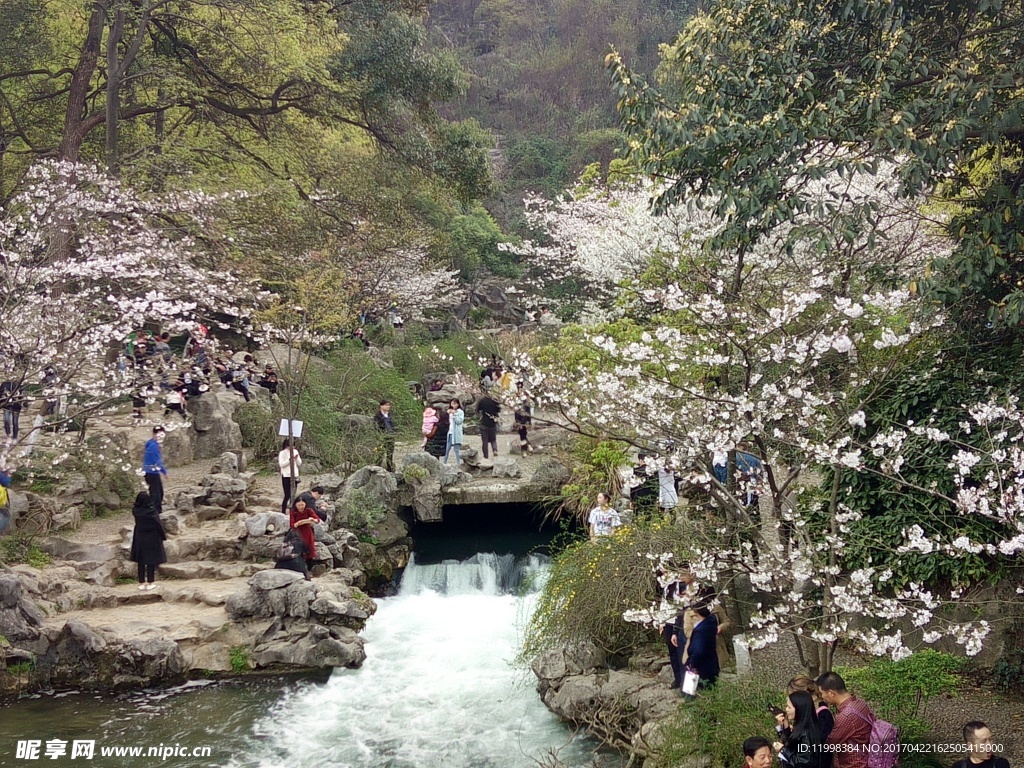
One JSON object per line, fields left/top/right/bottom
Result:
{"left": 851, "top": 706, "right": 899, "bottom": 768}
{"left": 274, "top": 539, "right": 297, "bottom": 561}
{"left": 0, "top": 484, "right": 8, "bottom": 509}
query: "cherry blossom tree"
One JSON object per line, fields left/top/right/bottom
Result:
{"left": 503, "top": 175, "right": 717, "bottom": 321}
{"left": 0, "top": 160, "right": 256, "bottom": 468}
{"left": 510, "top": 163, "right": 1024, "bottom": 673}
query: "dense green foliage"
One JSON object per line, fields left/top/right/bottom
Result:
{"left": 551, "top": 437, "right": 631, "bottom": 523}
{"left": 836, "top": 651, "right": 965, "bottom": 740}
{"left": 0, "top": 0, "right": 500, "bottom": 294}
{"left": 610, "top": 0, "right": 1024, "bottom": 325}
{"left": 427, "top": 0, "right": 698, "bottom": 229}
{"left": 841, "top": 332, "right": 1024, "bottom": 586}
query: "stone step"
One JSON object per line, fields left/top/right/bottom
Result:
{"left": 159, "top": 560, "right": 269, "bottom": 581}
{"left": 51, "top": 575, "right": 255, "bottom": 613}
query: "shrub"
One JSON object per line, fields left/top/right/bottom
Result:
{"left": 647, "top": 673, "right": 780, "bottom": 768}
{"left": 342, "top": 487, "right": 388, "bottom": 532}
{"left": 0, "top": 536, "right": 52, "bottom": 568}
{"left": 521, "top": 519, "right": 694, "bottom": 661}
{"left": 234, "top": 401, "right": 282, "bottom": 464}
{"left": 548, "top": 437, "right": 631, "bottom": 524}
{"left": 229, "top": 646, "right": 250, "bottom": 674}
{"left": 835, "top": 650, "right": 965, "bottom": 740}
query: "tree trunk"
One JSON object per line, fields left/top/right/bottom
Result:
{"left": 105, "top": 5, "right": 125, "bottom": 173}
{"left": 59, "top": 6, "right": 106, "bottom": 162}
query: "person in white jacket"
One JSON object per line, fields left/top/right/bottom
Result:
{"left": 278, "top": 439, "right": 302, "bottom": 515}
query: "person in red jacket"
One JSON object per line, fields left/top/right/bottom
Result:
{"left": 289, "top": 497, "right": 319, "bottom": 572}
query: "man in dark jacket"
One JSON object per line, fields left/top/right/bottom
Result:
{"left": 477, "top": 393, "right": 501, "bottom": 458}
{"left": 373, "top": 400, "right": 395, "bottom": 471}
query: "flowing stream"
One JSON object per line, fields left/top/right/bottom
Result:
{"left": 1, "top": 553, "right": 616, "bottom": 768}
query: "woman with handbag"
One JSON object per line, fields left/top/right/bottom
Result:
{"left": 675, "top": 599, "right": 720, "bottom": 692}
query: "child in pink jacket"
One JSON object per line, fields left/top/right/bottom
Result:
{"left": 421, "top": 405, "right": 439, "bottom": 447}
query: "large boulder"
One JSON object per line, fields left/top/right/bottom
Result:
{"left": 492, "top": 457, "right": 521, "bottom": 478}
{"left": 188, "top": 393, "right": 243, "bottom": 459}
{"left": 530, "top": 457, "right": 571, "bottom": 490}
{"left": 332, "top": 466, "right": 397, "bottom": 531}
{"left": 0, "top": 572, "right": 44, "bottom": 645}
{"left": 468, "top": 280, "right": 527, "bottom": 325}
{"left": 250, "top": 621, "right": 366, "bottom": 669}
{"left": 37, "top": 620, "right": 186, "bottom": 690}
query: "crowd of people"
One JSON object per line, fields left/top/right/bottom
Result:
{"left": 125, "top": 330, "right": 280, "bottom": 421}
{"left": 742, "top": 677, "right": 1008, "bottom": 768}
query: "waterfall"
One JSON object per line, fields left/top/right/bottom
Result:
{"left": 230, "top": 553, "right": 603, "bottom": 768}
{"left": 398, "top": 552, "right": 549, "bottom": 596}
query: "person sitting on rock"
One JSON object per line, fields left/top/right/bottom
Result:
{"left": 289, "top": 496, "right": 318, "bottom": 572}
{"left": 258, "top": 365, "right": 278, "bottom": 396}
{"left": 274, "top": 528, "right": 310, "bottom": 580}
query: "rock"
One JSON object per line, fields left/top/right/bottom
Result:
{"left": 226, "top": 570, "right": 316, "bottom": 619}
{"left": 188, "top": 394, "right": 243, "bottom": 459}
{"left": 399, "top": 453, "right": 446, "bottom": 522}
{"left": 38, "top": 621, "right": 186, "bottom": 690}
{"left": 492, "top": 457, "right": 521, "bottom": 478}
{"left": 56, "top": 473, "right": 89, "bottom": 498}
{"left": 530, "top": 457, "right": 571, "bottom": 490}
{"left": 468, "top": 280, "right": 527, "bottom": 325}
{"left": 51, "top": 505, "right": 83, "bottom": 532}
{"left": 211, "top": 451, "right": 240, "bottom": 477}
{"left": 0, "top": 572, "right": 43, "bottom": 644}
{"left": 160, "top": 426, "right": 194, "bottom": 467}
{"left": 332, "top": 466, "right": 397, "bottom": 531}
{"left": 160, "top": 511, "right": 184, "bottom": 535}
{"left": 83, "top": 561, "right": 119, "bottom": 587}
{"left": 244, "top": 512, "right": 290, "bottom": 537}
{"left": 250, "top": 621, "right": 366, "bottom": 669}
{"left": 306, "top": 472, "right": 347, "bottom": 496}
{"left": 531, "top": 428, "right": 572, "bottom": 449}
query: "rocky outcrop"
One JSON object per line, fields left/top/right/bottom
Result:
{"left": 188, "top": 390, "right": 244, "bottom": 459}
{"left": 0, "top": 571, "right": 44, "bottom": 670}
{"left": 37, "top": 620, "right": 187, "bottom": 690}
{"left": 225, "top": 569, "right": 373, "bottom": 669}
{"left": 532, "top": 643, "right": 682, "bottom": 758}
{"left": 399, "top": 453, "right": 472, "bottom": 522}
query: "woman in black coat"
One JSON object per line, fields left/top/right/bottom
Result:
{"left": 680, "top": 603, "right": 720, "bottom": 688}
{"left": 773, "top": 690, "right": 825, "bottom": 768}
{"left": 129, "top": 491, "right": 167, "bottom": 590}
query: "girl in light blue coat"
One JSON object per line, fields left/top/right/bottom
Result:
{"left": 443, "top": 398, "right": 465, "bottom": 466}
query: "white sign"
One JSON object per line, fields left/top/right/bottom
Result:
{"left": 278, "top": 419, "right": 304, "bottom": 438}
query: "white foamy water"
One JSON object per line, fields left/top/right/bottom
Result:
{"left": 232, "top": 554, "right": 601, "bottom": 768}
